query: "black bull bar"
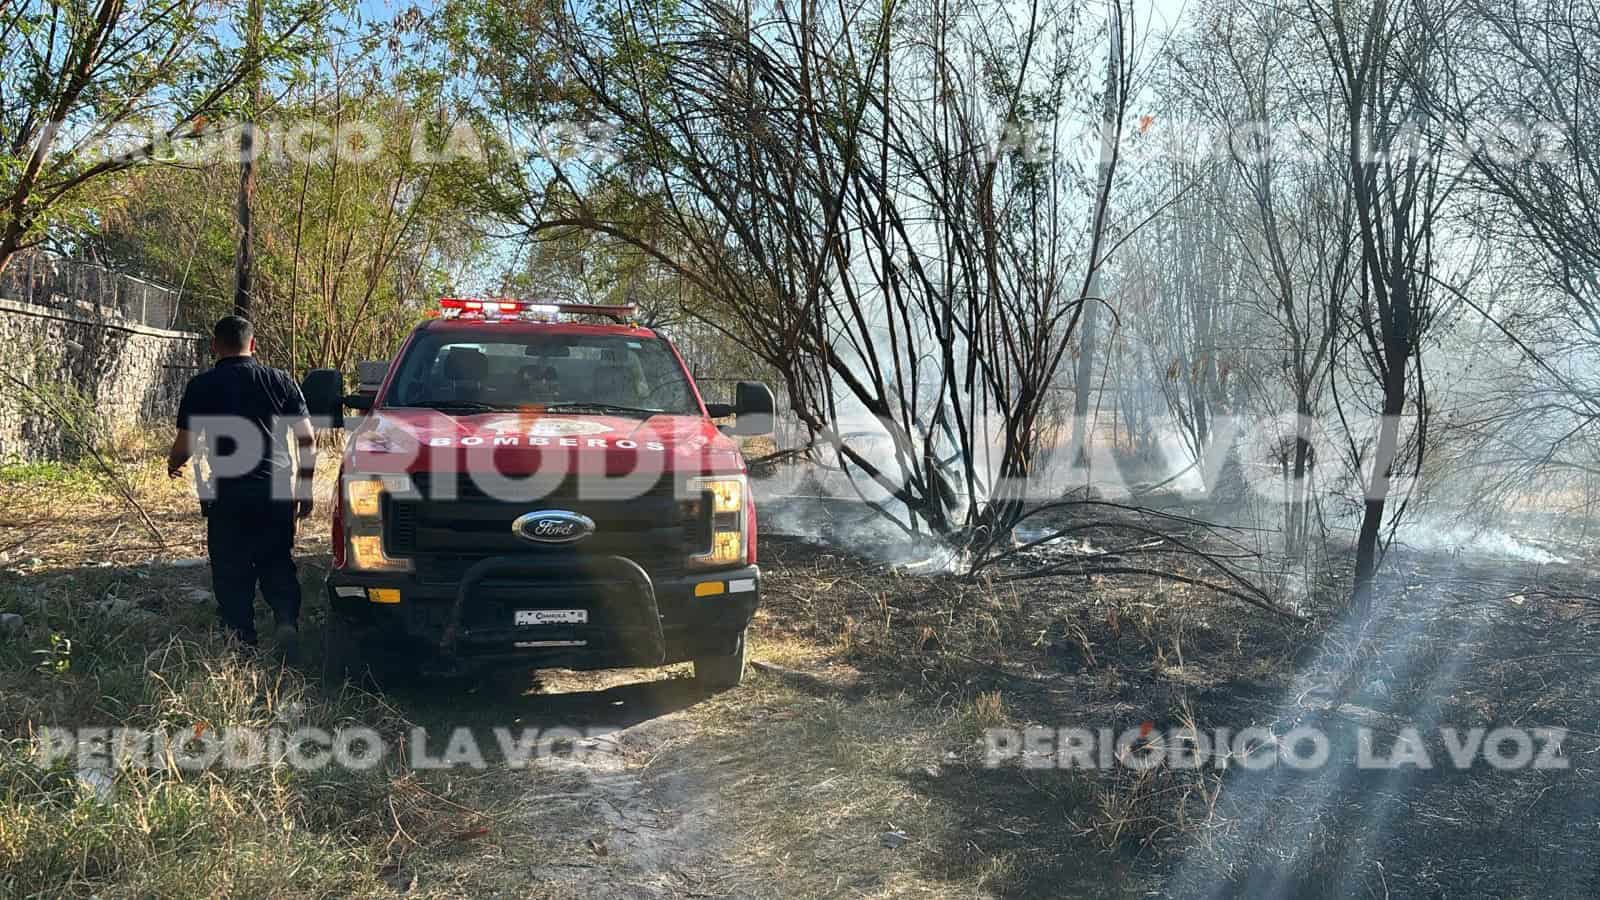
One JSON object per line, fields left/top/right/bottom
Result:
{"left": 438, "top": 554, "right": 665, "bottom": 664}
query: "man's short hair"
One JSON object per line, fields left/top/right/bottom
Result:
{"left": 214, "top": 316, "right": 253, "bottom": 350}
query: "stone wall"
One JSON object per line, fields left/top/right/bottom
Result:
{"left": 0, "top": 298, "right": 205, "bottom": 462}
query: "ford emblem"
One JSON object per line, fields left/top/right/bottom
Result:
{"left": 512, "top": 510, "right": 595, "bottom": 545}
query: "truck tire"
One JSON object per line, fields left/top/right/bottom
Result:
{"left": 693, "top": 628, "right": 747, "bottom": 691}
{"left": 320, "top": 611, "right": 365, "bottom": 687}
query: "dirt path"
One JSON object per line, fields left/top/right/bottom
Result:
{"left": 376, "top": 661, "right": 987, "bottom": 898}
{"left": 282, "top": 660, "right": 749, "bottom": 897}
{"left": 512, "top": 711, "right": 724, "bottom": 898}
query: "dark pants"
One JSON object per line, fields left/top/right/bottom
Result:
{"left": 206, "top": 492, "right": 300, "bottom": 644}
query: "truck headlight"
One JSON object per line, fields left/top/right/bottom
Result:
{"left": 688, "top": 475, "right": 746, "bottom": 568}
{"left": 343, "top": 474, "right": 413, "bottom": 573}
{"left": 346, "top": 477, "right": 386, "bottom": 518}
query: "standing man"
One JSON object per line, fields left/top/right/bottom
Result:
{"left": 167, "top": 316, "right": 315, "bottom": 661}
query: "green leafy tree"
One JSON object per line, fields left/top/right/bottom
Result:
{"left": 0, "top": 0, "right": 322, "bottom": 275}
{"left": 97, "top": 25, "right": 494, "bottom": 375}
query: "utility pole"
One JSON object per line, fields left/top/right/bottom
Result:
{"left": 232, "top": 0, "right": 264, "bottom": 318}
{"left": 1073, "top": 0, "right": 1124, "bottom": 465}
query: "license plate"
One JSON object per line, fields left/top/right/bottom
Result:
{"left": 515, "top": 609, "right": 587, "bottom": 626}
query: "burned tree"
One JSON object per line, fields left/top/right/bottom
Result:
{"left": 461, "top": 0, "right": 1134, "bottom": 552}
{"left": 1311, "top": 0, "right": 1455, "bottom": 607}
{"left": 1159, "top": 0, "right": 1357, "bottom": 554}
{"left": 1423, "top": 0, "right": 1600, "bottom": 508}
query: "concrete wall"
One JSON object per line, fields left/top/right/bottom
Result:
{"left": 0, "top": 298, "right": 205, "bottom": 462}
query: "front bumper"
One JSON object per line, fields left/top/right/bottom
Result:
{"left": 326, "top": 556, "right": 760, "bottom": 669}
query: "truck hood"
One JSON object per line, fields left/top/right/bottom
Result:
{"left": 343, "top": 408, "right": 745, "bottom": 478}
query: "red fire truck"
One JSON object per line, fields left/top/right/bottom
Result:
{"left": 301, "top": 300, "right": 774, "bottom": 689}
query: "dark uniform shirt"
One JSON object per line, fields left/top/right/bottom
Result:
{"left": 177, "top": 356, "right": 308, "bottom": 500}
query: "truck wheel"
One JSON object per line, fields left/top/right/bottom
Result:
{"left": 693, "top": 628, "right": 747, "bottom": 691}
{"left": 320, "top": 611, "right": 365, "bottom": 687}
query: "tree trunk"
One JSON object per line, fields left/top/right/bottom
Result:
{"left": 1352, "top": 355, "right": 1408, "bottom": 609}
{"left": 0, "top": 228, "right": 22, "bottom": 280}
{"left": 1285, "top": 395, "right": 1314, "bottom": 556}
{"left": 1071, "top": 0, "right": 1123, "bottom": 467}
{"left": 1072, "top": 301, "right": 1100, "bottom": 464}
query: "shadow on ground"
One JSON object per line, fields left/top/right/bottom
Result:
{"left": 383, "top": 671, "right": 713, "bottom": 748}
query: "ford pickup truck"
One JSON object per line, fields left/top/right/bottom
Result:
{"left": 301, "top": 299, "right": 774, "bottom": 690}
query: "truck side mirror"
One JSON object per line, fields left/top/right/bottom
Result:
{"left": 356, "top": 360, "right": 389, "bottom": 394}
{"left": 344, "top": 360, "right": 388, "bottom": 416}
{"left": 729, "top": 381, "right": 775, "bottom": 436}
{"left": 302, "top": 368, "right": 346, "bottom": 429}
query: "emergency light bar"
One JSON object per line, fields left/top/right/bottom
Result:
{"left": 436, "top": 297, "right": 639, "bottom": 324}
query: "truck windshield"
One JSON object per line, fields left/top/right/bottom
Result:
{"left": 384, "top": 330, "right": 700, "bottom": 415}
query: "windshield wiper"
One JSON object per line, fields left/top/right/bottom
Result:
{"left": 542, "top": 402, "right": 664, "bottom": 418}
{"left": 398, "top": 400, "right": 506, "bottom": 412}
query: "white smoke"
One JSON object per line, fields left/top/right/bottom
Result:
{"left": 1392, "top": 517, "right": 1567, "bottom": 565}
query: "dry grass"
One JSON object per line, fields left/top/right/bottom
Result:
{"left": 13, "top": 433, "right": 1590, "bottom": 896}
{"left": 0, "top": 449, "right": 505, "bottom": 898}
{"left": 728, "top": 535, "right": 1319, "bottom": 896}
{"left": 0, "top": 441, "right": 1306, "bottom": 897}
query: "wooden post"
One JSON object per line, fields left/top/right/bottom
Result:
{"left": 232, "top": 0, "right": 264, "bottom": 318}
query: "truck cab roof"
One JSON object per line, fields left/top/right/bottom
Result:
{"left": 338, "top": 311, "right": 747, "bottom": 478}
